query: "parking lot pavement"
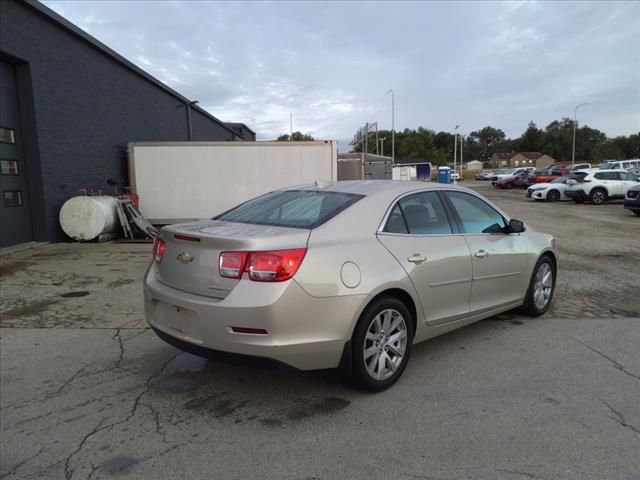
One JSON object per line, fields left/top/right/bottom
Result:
{"left": 2, "top": 318, "right": 639, "bottom": 480}
{"left": 1, "top": 188, "right": 639, "bottom": 480}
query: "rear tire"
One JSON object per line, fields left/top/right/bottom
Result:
{"left": 522, "top": 256, "right": 556, "bottom": 316}
{"left": 634, "top": 210, "right": 640, "bottom": 216}
{"left": 351, "top": 296, "right": 413, "bottom": 392}
{"left": 547, "top": 190, "right": 561, "bottom": 202}
{"left": 590, "top": 188, "right": 607, "bottom": 205}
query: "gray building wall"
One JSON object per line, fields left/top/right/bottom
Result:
{"left": 0, "top": 0, "right": 237, "bottom": 243}
{"left": 224, "top": 123, "right": 256, "bottom": 141}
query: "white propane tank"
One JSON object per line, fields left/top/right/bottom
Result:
{"left": 59, "top": 196, "right": 119, "bottom": 241}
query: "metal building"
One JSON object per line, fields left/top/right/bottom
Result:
{"left": 0, "top": 0, "right": 252, "bottom": 247}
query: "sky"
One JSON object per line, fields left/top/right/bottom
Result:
{"left": 44, "top": 0, "right": 640, "bottom": 150}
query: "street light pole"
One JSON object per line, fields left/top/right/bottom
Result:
{"left": 290, "top": 113, "right": 293, "bottom": 141}
{"left": 380, "top": 137, "right": 386, "bottom": 157}
{"left": 572, "top": 102, "right": 588, "bottom": 166}
{"left": 386, "top": 89, "right": 395, "bottom": 165}
{"left": 453, "top": 125, "right": 459, "bottom": 184}
{"left": 460, "top": 134, "right": 464, "bottom": 174}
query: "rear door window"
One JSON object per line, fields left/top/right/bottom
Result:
{"left": 445, "top": 191, "right": 506, "bottom": 234}
{"left": 595, "top": 172, "right": 620, "bottom": 181}
{"left": 383, "top": 191, "right": 452, "bottom": 235}
{"left": 216, "top": 190, "right": 364, "bottom": 229}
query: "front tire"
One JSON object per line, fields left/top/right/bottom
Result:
{"left": 522, "top": 256, "right": 556, "bottom": 316}
{"left": 547, "top": 190, "right": 561, "bottom": 202}
{"left": 351, "top": 296, "right": 413, "bottom": 392}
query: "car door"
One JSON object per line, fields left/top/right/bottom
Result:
{"left": 377, "top": 190, "right": 473, "bottom": 326}
{"left": 619, "top": 171, "right": 640, "bottom": 196}
{"left": 595, "top": 171, "right": 622, "bottom": 197}
{"left": 442, "top": 191, "right": 529, "bottom": 314}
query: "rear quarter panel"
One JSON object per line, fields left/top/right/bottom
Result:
{"left": 293, "top": 193, "right": 423, "bottom": 333}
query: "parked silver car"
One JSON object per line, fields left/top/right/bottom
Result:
{"left": 144, "top": 181, "right": 557, "bottom": 391}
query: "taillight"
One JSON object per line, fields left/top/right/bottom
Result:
{"left": 152, "top": 236, "right": 166, "bottom": 263}
{"left": 219, "top": 252, "right": 248, "bottom": 279}
{"left": 247, "top": 249, "right": 307, "bottom": 282}
{"left": 219, "top": 248, "right": 307, "bottom": 282}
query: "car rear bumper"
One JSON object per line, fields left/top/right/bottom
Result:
{"left": 143, "top": 266, "right": 367, "bottom": 370}
{"left": 565, "top": 189, "right": 587, "bottom": 200}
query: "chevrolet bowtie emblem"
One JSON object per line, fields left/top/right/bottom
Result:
{"left": 176, "top": 252, "right": 194, "bottom": 264}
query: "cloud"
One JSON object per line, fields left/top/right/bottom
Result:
{"left": 43, "top": 0, "right": 640, "bottom": 142}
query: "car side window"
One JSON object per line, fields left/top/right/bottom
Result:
{"left": 446, "top": 191, "right": 506, "bottom": 234}
{"left": 383, "top": 204, "right": 408, "bottom": 234}
{"left": 383, "top": 191, "right": 452, "bottom": 235}
{"left": 595, "top": 172, "right": 619, "bottom": 181}
{"left": 619, "top": 172, "right": 636, "bottom": 181}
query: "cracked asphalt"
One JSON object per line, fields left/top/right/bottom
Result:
{"left": 1, "top": 184, "right": 639, "bottom": 480}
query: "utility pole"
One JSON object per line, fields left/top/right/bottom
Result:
{"left": 453, "top": 125, "right": 459, "bottom": 184}
{"left": 177, "top": 100, "right": 199, "bottom": 141}
{"left": 572, "top": 102, "right": 588, "bottom": 166}
{"left": 364, "top": 122, "right": 369, "bottom": 157}
{"left": 460, "top": 134, "right": 464, "bottom": 175}
{"left": 386, "top": 90, "right": 395, "bottom": 165}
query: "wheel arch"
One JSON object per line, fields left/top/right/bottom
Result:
{"left": 590, "top": 186, "right": 609, "bottom": 198}
{"left": 539, "top": 249, "right": 557, "bottom": 273}
{"left": 546, "top": 189, "right": 560, "bottom": 200}
{"left": 359, "top": 288, "right": 418, "bottom": 340}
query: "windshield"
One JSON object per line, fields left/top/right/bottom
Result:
{"left": 214, "top": 190, "right": 364, "bottom": 229}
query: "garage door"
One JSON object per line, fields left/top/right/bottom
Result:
{"left": 0, "top": 61, "right": 33, "bottom": 248}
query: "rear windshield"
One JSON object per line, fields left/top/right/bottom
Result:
{"left": 214, "top": 190, "right": 364, "bottom": 229}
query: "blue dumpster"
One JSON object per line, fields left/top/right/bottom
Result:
{"left": 437, "top": 167, "right": 451, "bottom": 184}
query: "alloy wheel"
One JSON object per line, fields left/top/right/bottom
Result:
{"left": 592, "top": 191, "right": 605, "bottom": 204}
{"left": 533, "top": 263, "right": 553, "bottom": 310}
{"left": 363, "top": 309, "right": 408, "bottom": 381}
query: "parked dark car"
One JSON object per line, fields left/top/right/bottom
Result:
{"left": 624, "top": 184, "right": 640, "bottom": 216}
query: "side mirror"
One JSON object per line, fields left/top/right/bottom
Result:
{"left": 508, "top": 219, "right": 526, "bottom": 233}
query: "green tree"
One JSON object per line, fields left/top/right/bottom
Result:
{"left": 349, "top": 123, "right": 638, "bottom": 165}
{"left": 277, "top": 131, "right": 314, "bottom": 141}
{"left": 468, "top": 126, "right": 506, "bottom": 163}
{"left": 517, "top": 121, "right": 543, "bottom": 152}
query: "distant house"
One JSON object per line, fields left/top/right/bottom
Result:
{"left": 464, "top": 160, "right": 484, "bottom": 171}
{"left": 491, "top": 152, "right": 555, "bottom": 169}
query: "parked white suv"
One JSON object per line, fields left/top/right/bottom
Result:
{"left": 565, "top": 169, "right": 640, "bottom": 204}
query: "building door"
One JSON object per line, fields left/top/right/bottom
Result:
{"left": 0, "top": 60, "right": 33, "bottom": 248}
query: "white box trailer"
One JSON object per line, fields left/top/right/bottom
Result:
{"left": 128, "top": 141, "right": 337, "bottom": 224}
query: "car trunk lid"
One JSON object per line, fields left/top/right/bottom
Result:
{"left": 154, "top": 220, "right": 311, "bottom": 299}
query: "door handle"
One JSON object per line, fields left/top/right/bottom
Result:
{"left": 407, "top": 253, "right": 427, "bottom": 263}
{"left": 475, "top": 250, "right": 489, "bottom": 258}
